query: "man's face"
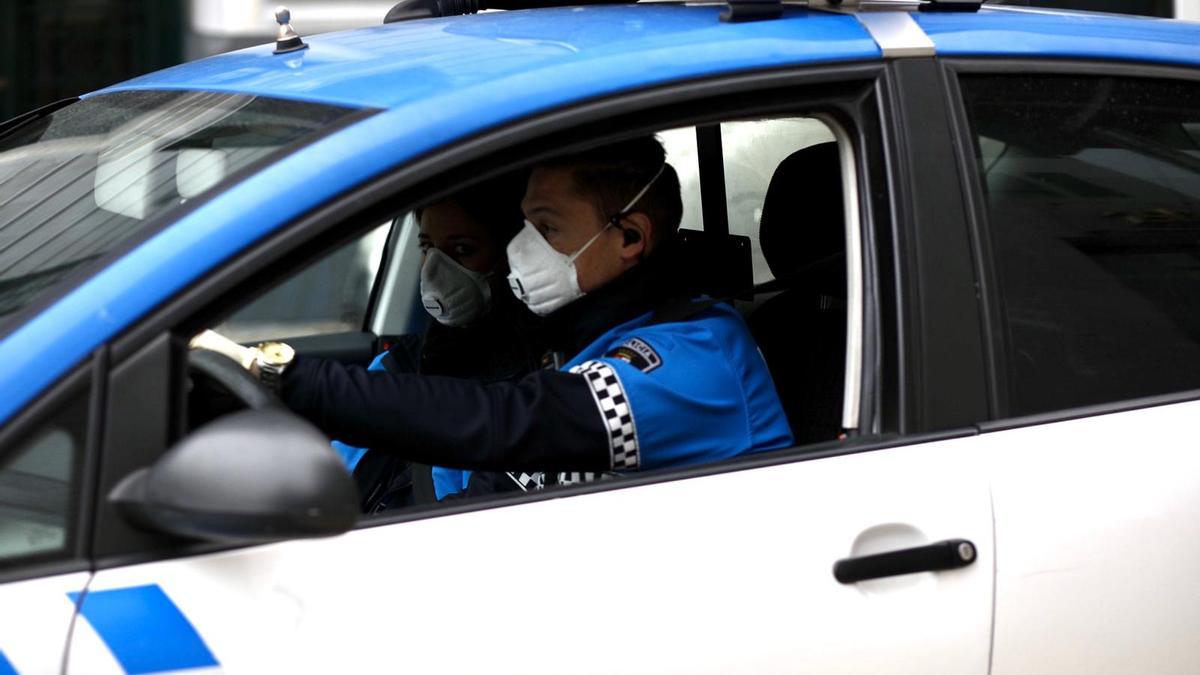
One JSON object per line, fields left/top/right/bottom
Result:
{"left": 520, "top": 167, "right": 633, "bottom": 294}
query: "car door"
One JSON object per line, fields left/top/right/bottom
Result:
{"left": 948, "top": 63, "right": 1200, "bottom": 673}
{"left": 0, "top": 372, "right": 95, "bottom": 675}
{"left": 0, "top": 573, "right": 90, "bottom": 674}
{"left": 69, "top": 437, "right": 994, "bottom": 675}
{"left": 69, "top": 62, "right": 997, "bottom": 673}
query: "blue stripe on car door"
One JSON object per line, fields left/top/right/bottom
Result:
{"left": 67, "top": 585, "right": 218, "bottom": 674}
{"left": 0, "top": 650, "right": 17, "bottom": 675}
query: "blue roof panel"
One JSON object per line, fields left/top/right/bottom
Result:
{"left": 96, "top": 6, "right": 880, "bottom": 110}
{"left": 923, "top": 8, "right": 1200, "bottom": 68}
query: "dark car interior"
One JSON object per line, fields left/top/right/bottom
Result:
{"left": 186, "top": 118, "right": 854, "bottom": 514}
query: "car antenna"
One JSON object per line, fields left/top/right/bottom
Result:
{"left": 273, "top": 5, "right": 310, "bottom": 54}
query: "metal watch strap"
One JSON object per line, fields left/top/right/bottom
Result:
{"left": 255, "top": 348, "right": 288, "bottom": 391}
{"left": 257, "top": 356, "right": 286, "bottom": 393}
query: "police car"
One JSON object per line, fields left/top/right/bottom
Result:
{"left": 2, "top": 0, "right": 1200, "bottom": 672}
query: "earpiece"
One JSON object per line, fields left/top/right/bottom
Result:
{"left": 622, "top": 227, "right": 642, "bottom": 245}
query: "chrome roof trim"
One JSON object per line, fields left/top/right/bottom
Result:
{"left": 854, "top": 11, "right": 936, "bottom": 58}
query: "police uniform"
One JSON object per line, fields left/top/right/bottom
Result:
{"left": 281, "top": 255, "right": 794, "bottom": 490}
{"left": 331, "top": 289, "right": 545, "bottom": 510}
{"left": 433, "top": 300, "right": 793, "bottom": 497}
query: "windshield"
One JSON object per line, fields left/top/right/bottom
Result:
{"left": 0, "top": 91, "right": 357, "bottom": 321}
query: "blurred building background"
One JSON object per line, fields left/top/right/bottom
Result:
{"left": 0, "top": 1, "right": 392, "bottom": 121}
{"left": 0, "top": 0, "right": 1195, "bottom": 121}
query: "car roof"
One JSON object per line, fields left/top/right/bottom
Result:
{"left": 93, "top": 5, "right": 1200, "bottom": 111}
{"left": 918, "top": 6, "right": 1200, "bottom": 67}
{"left": 95, "top": 5, "right": 878, "bottom": 110}
{"left": 3, "top": 3, "right": 1200, "bottom": 427}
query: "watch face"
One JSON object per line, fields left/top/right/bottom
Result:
{"left": 259, "top": 341, "right": 295, "bottom": 366}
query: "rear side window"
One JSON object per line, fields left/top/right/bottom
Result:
{"left": 962, "top": 75, "right": 1200, "bottom": 416}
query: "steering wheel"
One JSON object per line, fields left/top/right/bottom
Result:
{"left": 187, "top": 348, "right": 279, "bottom": 410}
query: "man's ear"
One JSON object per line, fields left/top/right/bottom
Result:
{"left": 618, "top": 212, "right": 652, "bottom": 260}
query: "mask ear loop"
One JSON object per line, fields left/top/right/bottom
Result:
{"left": 566, "top": 220, "right": 617, "bottom": 263}
{"left": 609, "top": 162, "right": 667, "bottom": 256}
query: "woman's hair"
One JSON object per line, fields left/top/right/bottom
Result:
{"left": 415, "top": 169, "right": 529, "bottom": 245}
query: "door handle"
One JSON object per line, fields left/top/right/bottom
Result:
{"left": 833, "top": 539, "right": 977, "bottom": 584}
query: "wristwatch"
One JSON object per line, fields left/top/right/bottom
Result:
{"left": 255, "top": 341, "right": 295, "bottom": 393}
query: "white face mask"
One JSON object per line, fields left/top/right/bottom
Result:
{"left": 420, "top": 248, "right": 492, "bottom": 327}
{"left": 507, "top": 163, "right": 667, "bottom": 316}
{"left": 505, "top": 221, "right": 611, "bottom": 316}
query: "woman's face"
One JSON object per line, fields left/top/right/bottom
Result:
{"left": 418, "top": 201, "right": 501, "bottom": 274}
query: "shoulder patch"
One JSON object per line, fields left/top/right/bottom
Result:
{"left": 607, "top": 337, "right": 662, "bottom": 373}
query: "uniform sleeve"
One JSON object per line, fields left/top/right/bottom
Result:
{"left": 281, "top": 358, "right": 612, "bottom": 472}
{"left": 569, "top": 325, "right": 755, "bottom": 472}
{"left": 328, "top": 350, "right": 392, "bottom": 472}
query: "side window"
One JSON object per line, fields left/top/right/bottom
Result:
{"left": 188, "top": 110, "right": 864, "bottom": 518}
{"left": 215, "top": 222, "right": 391, "bottom": 342}
{"left": 962, "top": 75, "right": 1200, "bottom": 416}
{"left": 659, "top": 119, "right": 839, "bottom": 285}
{"left": 0, "top": 389, "right": 87, "bottom": 566}
{"left": 722, "top": 118, "right": 837, "bottom": 284}
{"left": 657, "top": 128, "right": 704, "bottom": 233}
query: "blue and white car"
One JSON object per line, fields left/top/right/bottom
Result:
{"left": 2, "top": 1, "right": 1200, "bottom": 672}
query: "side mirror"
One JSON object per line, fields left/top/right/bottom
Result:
{"left": 110, "top": 408, "right": 358, "bottom": 543}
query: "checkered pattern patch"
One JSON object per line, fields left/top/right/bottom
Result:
{"left": 569, "top": 360, "right": 640, "bottom": 470}
{"left": 556, "top": 471, "right": 617, "bottom": 486}
{"left": 506, "top": 471, "right": 545, "bottom": 491}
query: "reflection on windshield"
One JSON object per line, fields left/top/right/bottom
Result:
{"left": 0, "top": 91, "right": 356, "bottom": 321}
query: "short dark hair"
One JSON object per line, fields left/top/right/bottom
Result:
{"left": 539, "top": 136, "right": 683, "bottom": 245}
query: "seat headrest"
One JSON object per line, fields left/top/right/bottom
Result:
{"left": 759, "top": 142, "right": 845, "bottom": 279}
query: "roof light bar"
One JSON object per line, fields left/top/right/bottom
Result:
{"left": 384, "top": 0, "right": 479, "bottom": 22}
{"left": 918, "top": 0, "right": 982, "bottom": 11}
{"left": 385, "top": 0, "right": 637, "bottom": 23}
{"left": 811, "top": 0, "right": 981, "bottom": 10}
{"left": 380, "top": 0, "right": 982, "bottom": 26}
{"left": 722, "top": 0, "right": 784, "bottom": 23}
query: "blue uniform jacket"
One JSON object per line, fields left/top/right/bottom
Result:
{"left": 282, "top": 285, "right": 793, "bottom": 486}
{"left": 433, "top": 301, "right": 793, "bottom": 496}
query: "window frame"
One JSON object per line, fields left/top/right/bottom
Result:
{"left": 878, "top": 58, "right": 991, "bottom": 436}
{"left": 214, "top": 220, "right": 394, "bottom": 344}
{"left": 0, "top": 356, "right": 99, "bottom": 584}
{"left": 87, "top": 61, "right": 939, "bottom": 568}
{"left": 367, "top": 213, "right": 428, "bottom": 340}
{"left": 942, "top": 57, "right": 1200, "bottom": 428}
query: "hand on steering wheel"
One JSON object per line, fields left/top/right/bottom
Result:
{"left": 188, "top": 330, "right": 276, "bottom": 410}
{"left": 188, "top": 348, "right": 279, "bottom": 410}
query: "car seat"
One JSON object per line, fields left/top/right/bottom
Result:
{"left": 747, "top": 141, "right": 847, "bottom": 444}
